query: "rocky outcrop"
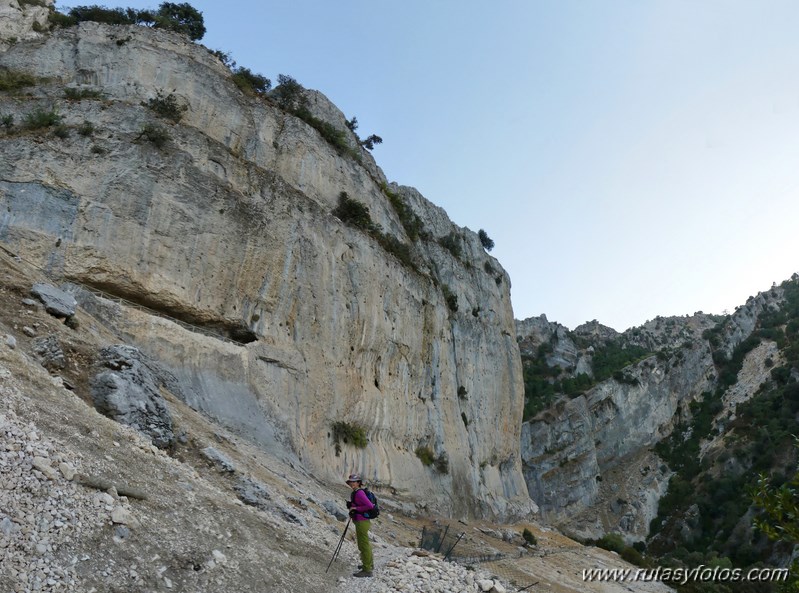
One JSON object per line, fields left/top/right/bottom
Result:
{"left": 31, "top": 283, "right": 77, "bottom": 318}
{"left": 516, "top": 315, "right": 592, "bottom": 376}
{"left": 90, "top": 345, "right": 177, "bottom": 448}
{"left": 521, "top": 332, "right": 717, "bottom": 540}
{"left": 0, "top": 20, "right": 531, "bottom": 518}
{"left": 0, "top": 0, "right": 51, "bottom": 51}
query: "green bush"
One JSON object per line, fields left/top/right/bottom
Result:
{"left": 231, "top": 67, "right": 271, "bottom": 96}
{"left": 359, "top": 134, "right": 382, "bottom": 150}
{"left": 59, "top": 3, "right": 205, "bottom": 40}
{"left": 1, "top": 114, "right": 13, "bottom": 130}
{"left": 0, "top": 68, "right": 37, "bottom": 92}
{"left": 18, "top": 0, "right": 48, "bottom": 7}
{"left": 53, "top": 125, "right": 70, "bottom": 139}
{"left": 64, "top": 87, "right": 104, "bottom": 100}
{"left": 333, "top": 192, "right": 375, "bottom": 232}
{"left": 145, "top": 90, "right": 188, "bottom": 122}
{"left": 273, "top": 74, "right": 307, "bottom": 111}
{"left": 415, "top": 446, "right": 435, "bottom": 466}
{"left": 78, "top": 121, "right": 95, "bottom": 136}
{"left": 434, "top": 453, "right": 449, "bottom": 474}
{"left": 331, "top": 421, "right": 367, "bottom": 455}
{"left": 152, "top": 2, "right": 205, "bottom": 40}
{"left": 438, "top": 232, "right": 462, "bottom": 259}
{"left": 620, "top": 546, "right": 644, "bottom": 566}
{"left": 67, "top": 5, "right": 132, "bottom": 25}
{"left": 47, "top": 10, "right": 78, "bottom": 29}
{"left": 478, "top": 229, "right": 494, "bottom": 251}
{"left": 137, "top": 123, "right": 170, "bottom": 149}
{"left": 23, "top": 108, "right": 62, "bottom": 130}
{"left": 442, "top": 285, "right": 458, "bottom": 312}
{"left": 596, "top": 533, "right": 626, "bottom": 554}
{"left": 522, "top": 528, "right": 537, "bottom": 546}
{"left": 381, "top": 183, "right": 424, "bottom": 241}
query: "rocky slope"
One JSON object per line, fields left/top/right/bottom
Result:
{"left": 0, "top": 3, "right": 530, "bottom": 519}
{"left": 516, "top": 284, "right": 793, "bottom": 548}
{"left": 0, "top": 240, "right": 673, "bottom": 592}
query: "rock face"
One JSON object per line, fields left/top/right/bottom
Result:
{"left": 521, "top": 341, "right": 716, "bottom": 539}
{"left": 90, "top": 345, "right": 176, "bottom": 448}
{"left": 0, "top": 19, "right": 531, "bottom": 518}
{"left": 31, "top": 283, "right": 77, "bottom": 318}
{"left": 0, "top": 0, "right": 51, "bottom": 51}
{"left": 516, "top": 288, "right": 791, "bottom": 541}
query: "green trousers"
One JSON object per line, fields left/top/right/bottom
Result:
{"left": 354, "top": 519, "right": 373, "bottom": 572}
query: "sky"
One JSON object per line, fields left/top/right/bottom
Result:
{"left": 53, "top": 0, "right": 799, "bottom": 331}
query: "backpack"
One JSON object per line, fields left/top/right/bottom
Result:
{"left": 353, "top": 487, "right": 380, "bottom": 519}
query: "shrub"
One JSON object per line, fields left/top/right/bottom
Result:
{"left": 596, "top": 533, "right": 626, "bottom": 554}
{"left": 442, "top": 284, "right": 458, "bottom": 312}
{"left": 522, "top": 528, "right": 537, "bottom": 546}
{"left": 23, "top": 108, "right": 62, "bottom": 130}
{"left": 64, "top": 87, "right": 104, "bottom": 100}
{"left": 90, "top": 144, "right": 106, "bottom": 155}
{"left": 360, "top": 134, "right": 382, "bottom": 150}
{"left": 333, "top": 192, "right": 376, "bottom": 232}
{"left": 137, "top": 123, "right": 170, "bottom": 149}
{"left": 375, "top": 232, "right": 417, "bottom": 271}
{"left": 1, "top": 114, "right": 13, "bottom": 130}
{"left": 231, "top": 67, "right": 271, "bottom": 96}
{"left": 381, "top": 183, "right": 424, "bottom": 241}
{"left": 0, "top": 68, "right": 37, "bottom": 92}
{"left": 209, "top": 49, "right": 236, "bottom": 69}
{"left": 18, "top": 0, "right": 48, "bottom": 6}
{"left": 67, "top": 5, "right": 133, "bottom": 25}
{"left": 415, "top": 446, "right": 435, "bottom": 466}
{"left": 53, "top": 125, "right": 70, "bottom": 139}
{"left": 78, "top": 121, "right": 95, "bottom": 136}
{"left": 478, "top": 229, "right": 495, "bottom": 251}
{"left": 434, "top": 452, "right": 449, "bottom": 474}
{"left": 461, "top": 412, "right": 469, "bottom": 427}
{"left": 273, "top": 74, "right": 307, "bottom": 111}
{"left": 47, "top": 11, "right": 78, "bottom": 29}
{"left": 620, "top": 546, "right": 644, "bottom": 565}
{"left": 331, "top": 421, "right": 367, "bottom": 455}
{"left": 55, "top": 3, "right": 205, "bottom": 40}
{"left": 145, "top": 90, "right": 188, "bottom": 122}
{"left": 458, "top": 386, "right": 467, "bottom": 399}
{"left": 153, "top": 2, "right": 205, "bottom": 40}
{"left": 438, "top": 232, "right": 462, "bottom": 259}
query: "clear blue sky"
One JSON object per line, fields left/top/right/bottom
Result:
{"left": 54, "top": 0, "right": 799, "bottom": 331}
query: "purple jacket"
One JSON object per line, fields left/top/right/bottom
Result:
{"left": 350, "top": 488, "right": 375, "bottom": 521}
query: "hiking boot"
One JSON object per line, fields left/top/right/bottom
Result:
{"left": 353, "top": 570, "right": 373, "bottom": 578}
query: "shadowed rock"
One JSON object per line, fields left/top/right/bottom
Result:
{"left": 90, "top": 345, "right": 175, "bottom": 448}
{"left": 31, "top": 283, "right": 77, "bottom": 318}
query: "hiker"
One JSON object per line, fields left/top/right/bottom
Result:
{"left": 345, "top": 473, "right": 374, "bottom": 578}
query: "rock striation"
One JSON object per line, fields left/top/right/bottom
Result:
{"left": 0, "top": 13, "right": 531, "bottom": 518}
{"left": 516, "top": 285, "right": 793, "bottom": 541}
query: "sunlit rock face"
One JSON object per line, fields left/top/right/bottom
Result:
{"left": 0, "top": 19, "right": 534, "bottom": 519}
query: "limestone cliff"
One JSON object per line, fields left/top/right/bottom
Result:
{"left": 516, "top": 286, "right": 791, "bottom": 542}
{"left": 0, "top": 13, "right": 532, "bottom": 518}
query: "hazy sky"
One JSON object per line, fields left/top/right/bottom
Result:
{"left": 53, "top": 1, "right": 799, "bottom": 331}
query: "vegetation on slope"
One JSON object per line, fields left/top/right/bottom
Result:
{"left": 521, "top": 336, "right": 650, "bottom": 420}
{"left": 647, "top": 278, "right": 799, "bottom": 592}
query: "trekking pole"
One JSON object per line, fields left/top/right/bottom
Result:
{"left": 326, "top": 519, "right": 351, "bottom": 573}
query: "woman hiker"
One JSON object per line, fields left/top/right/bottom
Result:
{"left": 345, "top": 473, "right": 374, "bottom": 578}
